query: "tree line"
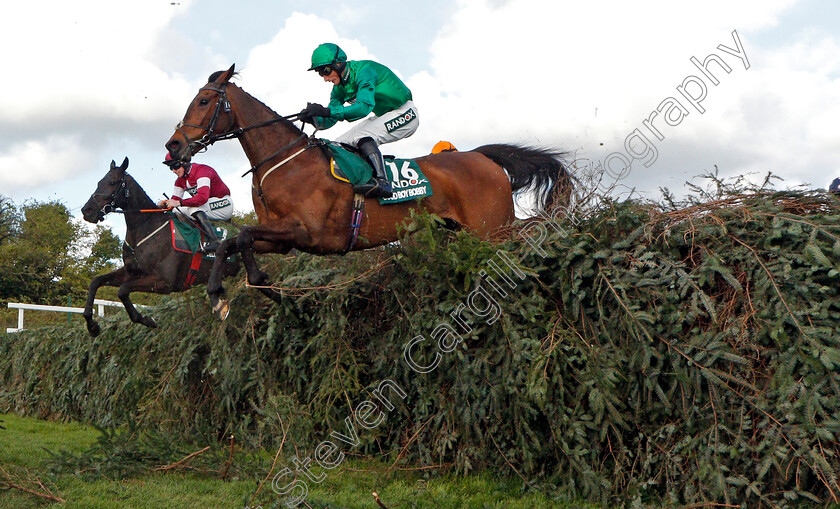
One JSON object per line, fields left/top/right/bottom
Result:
{"left": 0, "top": 195, "right": 121, "bottom": 306}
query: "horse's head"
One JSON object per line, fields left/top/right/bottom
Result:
{"left": 165, "top": 64, "right": 238, "bottom": 163}
{"left": 82, "top": 157, "right": 130, "bottom": 223}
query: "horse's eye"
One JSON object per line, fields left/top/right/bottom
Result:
{"left": 199, "top": 98, "right": 210, "bottom": 106}
{"left": 109, "top": 181, "right": 117, "bottom": 186}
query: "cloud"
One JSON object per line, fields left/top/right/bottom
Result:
{"left": 408, "top": 0, "right": 840, "bottom": 193}
{"left": 0, "top": 0, "right": 198, "bottom": 195}
{"left": 240, "top": 13, "right": 378, "bottom": 112}
{"left": 4, "top": 0, "right": 839, "bottom": 230}
{"left": 0, "top": 137, "right": 92, "bottom": 190}
{"left": 187, "top": 0, "right": 839, "bottom": 212}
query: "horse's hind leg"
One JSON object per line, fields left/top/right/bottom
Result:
{"left": 237, "top": 227, "right": 286, "bottom": 306}
{"left": 84, "top": 268, "right": 135, "bottom": 337}
{"left": 117, "top": 275, "right": 168, "bottom": 329}
{"left": 207, "top": 237, "right": 240, "bottom": 320}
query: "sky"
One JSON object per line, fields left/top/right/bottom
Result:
{"left": 1, "top": 0, "right": 839, "bottom": 241}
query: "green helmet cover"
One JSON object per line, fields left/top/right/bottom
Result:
{"left": 309, "top": 43, "right": 347, "bottom": 70}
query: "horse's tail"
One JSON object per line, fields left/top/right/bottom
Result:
{"left": 473, "top": 143, "right": 573, "bottom": 213}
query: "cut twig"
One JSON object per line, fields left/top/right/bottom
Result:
{"left": 249, "top": 254, "right": 395, "bottom": 296}
{"left": 488, "top": 433, "right": 532, "bottom": 489}
{"left": 372, "top": 491, "right": 389, "bottom": 509}
{"left": 220, "top": 434, "right": 235, "bottom": 479}
{"left": 155, "top": 446, "right": 211, "bottom": 472}
{"left": 249, "top": 417, "right": 288, "bottom": 506}
{"left": 3, "top": 480, "right": 66, "bottom": 504}
{"left": 388, "top": 415, "right": 434, "bottom": 471}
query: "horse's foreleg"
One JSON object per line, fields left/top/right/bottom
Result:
{"left": 117, "top": 275, "right": 169, "bottom": 329}
{"left": 84, "top": 268, "right": 132, "bottom": 337}
{"left": 237, "top": 227, "right": 285, "bottom": 306}
{"left": 207, "top": 237, "right": 240, "bottom": 320}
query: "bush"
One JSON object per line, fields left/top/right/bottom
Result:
{"left": 1, "top": 185, "right": 839, "bottom": 508}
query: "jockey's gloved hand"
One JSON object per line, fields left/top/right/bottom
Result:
{"left": 299, "top": 103, "right": 331, "bottom": 122}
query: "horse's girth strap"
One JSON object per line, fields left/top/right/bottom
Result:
{"left": 344, "top": 193, "right": 365, "bottom": 254}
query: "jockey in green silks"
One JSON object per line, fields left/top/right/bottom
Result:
{"left": 298, "top": 43, "right": 419, "bottom": 199}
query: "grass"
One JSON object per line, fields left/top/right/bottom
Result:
{"left": 0, "top": 413, "right": 600, "bottom": 508}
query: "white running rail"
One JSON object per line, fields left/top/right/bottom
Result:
{"left": 5, "top": 300, "right": 127, "bottom": 333}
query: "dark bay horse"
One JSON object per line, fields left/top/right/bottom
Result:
{"left": 80, "top": 157, "right": 240, "bottom": 336}
{"left": 165, "top": 64, "right": 572, "bottom": 319}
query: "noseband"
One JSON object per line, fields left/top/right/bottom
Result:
{"left": 94, "top": 172, "right": 129, "bottom": 216}
{"left": 174, "top": 83, "right": 303, "bottom": 158}
{"left": 174, "top": 84, "right": 232, "bottom": 154}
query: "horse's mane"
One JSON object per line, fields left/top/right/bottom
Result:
{"left": 210, "top": 70, "right": 301, "bottom": 134}
{"left": 124, "top": 173, "right": 156, "bottom": 210}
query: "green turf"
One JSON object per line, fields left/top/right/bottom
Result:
{"left": 0, "top": 412, "right": 98, "bottom": 467}
{"left": 0, "top": 413, "right": 600, "bottom": 508}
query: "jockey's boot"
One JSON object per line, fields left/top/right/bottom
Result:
{"left": 357, "top": 138, "right": 393, "bottom": 199}
{"left": 192, "top": 211, "right": 220, "bottom": 254}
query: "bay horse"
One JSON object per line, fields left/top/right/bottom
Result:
{"left": 80, "top": 157, "right": 240, "bottom": 336}
{"left": 165, "top": 64, "right": 572, "bottom": 319}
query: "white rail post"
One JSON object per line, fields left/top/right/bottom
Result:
{"left": 5, "top": 300, "right": 132, "bottom": 333}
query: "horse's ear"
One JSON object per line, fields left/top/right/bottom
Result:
{"left": 110, "top": 160, "right": 116, "bottom": 170}
{"left": 120, "top": 157, "right": 129, "bottom": 171}
{"left": 218, "top": 64, "right": 235, "bottom": 85}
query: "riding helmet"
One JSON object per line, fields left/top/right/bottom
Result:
{"left": 163, "top": 153, "right": 190, "bottom": 172}
{"left": 309, "top": 43, "right": 347, "bottom": 71}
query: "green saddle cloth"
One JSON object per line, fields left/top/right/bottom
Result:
{"left": 324, "top": 141, "right": 433, "bottom": 204}
{"left": 170, "top": 215, "right": 228, "bottom": 258}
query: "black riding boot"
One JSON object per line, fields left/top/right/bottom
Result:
{"left": 192, "top": 211, "right": 220, "bottom": 253}
{"left": 357, "top": 138, "right": 393, "bottom": 198}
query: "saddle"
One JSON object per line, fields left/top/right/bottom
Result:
{"left": 321, "top": 140, "right": 433, "bottom": 204}
{"left": 169, "top": 215, "right": 228, "bottom": 257}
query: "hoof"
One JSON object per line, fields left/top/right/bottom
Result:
{"left": 213, "top": 298, "right": 230, "bottom": 321}
{"left": 142, "top": 316, "right": 158, "bottom": 329}
{"left": 87, "top": 321, "right": 101, "bottom": 337}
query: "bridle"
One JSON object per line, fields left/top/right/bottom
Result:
{"left": 174, "top": 83, "right": 303, "bottom": 156}
{"left": 92, "top": 171, "right": 130, "bottom": 217}
{"left": 174, "top": 84, "right": 234, "bottom": 154}
{"left": 91, "top": 172, "right": 168, "bottom": 216}
{"left": 173, "top": 82, "right": 312, "bottom": 177}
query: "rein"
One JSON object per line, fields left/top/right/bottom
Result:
{"left": 175, "top": 82, "right": 314, "bottom": 183}
{"left": 94, "top": 173, "right": 173, "bottom": 216}
{"left": 215, "top": 114, "right": 302, "bottom": 143}
{"left": 242, "top": 133, "right": 310, "bottom": 178}
{"left": 92, "top": 172, "right": 173, "bottom": 253}
{"left": 107, "top": 207, "right": 172, "bottom": 214}
{"left": 174, "top": 84, "right": 231, "bottom": 153}
{"left": 175, "top": 83, "right": 301, "bottom": 155}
